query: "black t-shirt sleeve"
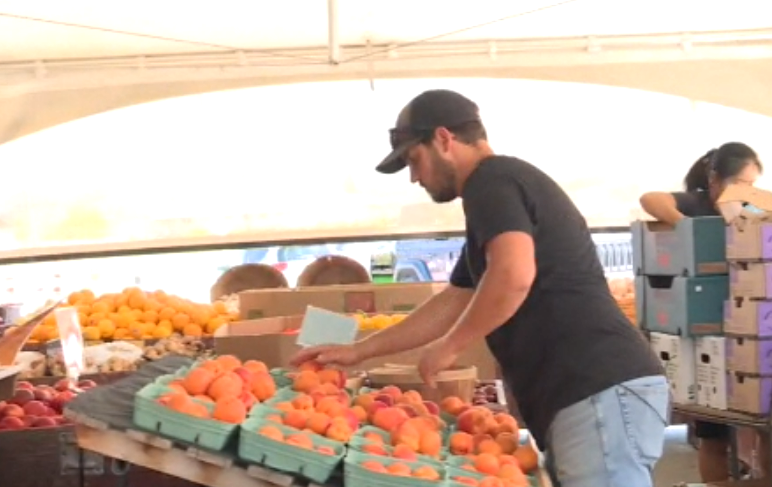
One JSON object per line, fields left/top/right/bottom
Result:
{"left": 671, "top": 191, "right": 699, "bottom": 215}
{"left": 463, "top": 172, "right": 534, "bottom": 248}
{"left": 449, "top": 245, "right": 475, "bottom": 289}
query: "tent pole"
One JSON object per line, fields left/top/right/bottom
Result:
{"left": 327, "top": 0, "right": 340, "bottom": 64}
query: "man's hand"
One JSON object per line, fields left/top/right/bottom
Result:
{"left": 290, "top": 343, "right": 362, "bottom": 368}
{"left": 417, "top": 337, "right": 460, "bottom": 387}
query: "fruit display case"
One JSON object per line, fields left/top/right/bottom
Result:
{"left": 344, "top": 450, "right": 447, "bottom": 487}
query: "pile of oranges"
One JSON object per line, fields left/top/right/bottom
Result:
{"left": 30, "top": 287, "right": 238, "bottom": 343}
{"left": 351, "top": 313, "right": 408, "bottom": 331}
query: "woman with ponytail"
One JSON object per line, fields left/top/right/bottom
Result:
{"left": 640, "top": 142, "right": 767, "bottom": 483}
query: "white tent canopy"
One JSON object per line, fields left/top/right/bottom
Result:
{"left": 2, "top": 0, "right": 772, "bottom": 144}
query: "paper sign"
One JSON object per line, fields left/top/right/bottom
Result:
{"left": 297, "top": 306, "right": 358, "bottom": 348}
{"left": 54, "top": 307, "right": 85, "bottom": 383}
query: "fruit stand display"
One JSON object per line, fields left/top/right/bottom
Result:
{"left": 62, "top": 353, "right": 553, "bottom": 487}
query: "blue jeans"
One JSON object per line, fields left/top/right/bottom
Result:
{"left": 545, "top": 375, "right": 670, "bottom": 487}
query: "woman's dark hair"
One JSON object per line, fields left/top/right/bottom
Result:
{"left": 684, "top": 142, "right": 763, "bottom": 192}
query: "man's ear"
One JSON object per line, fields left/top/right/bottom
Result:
{"left": 433, "top": 126, "right": 454, "bottom": 153}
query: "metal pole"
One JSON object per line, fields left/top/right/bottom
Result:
{"left": 327, "top": 0, "right": 340, "bottom": 64}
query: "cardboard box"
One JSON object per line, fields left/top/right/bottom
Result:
{"left": 0, "top": 366, "right": 20, "bottom": 401}
{"left": 630, "top": 218, "right": 727, "bottom": 277}
{"left": 718, "top": 184, "right": 772, "bottom": 261}
{"left": 725, "top": 336, "right": 772, "bottom": 375}
{"left": 214, "top": 317, "right": 499, "bottom": 380}
{"left": 709, "top": 480, "right": 771, "bottom": 487}
{"left": 649, "top": 332, "right": 696, "bottom": 404}
{"left": 695, "top": 336, "right": 727, "bottom": 410}
{"left": 238, "top": 283, "right": 445, "bottom": 319}
{"left": 634, "top": 276, "right": 645, "bottom": 327}
{"left": 730, "top": 262, "right": 772, "bottom": 299}
{"left": 724, "top": 298, "right": 772, "bottom": 337}
{"left": 643, "top": 275, "right": 728, "bottom": 336}
{"left": 726, "top": 373, "right": 772, "bottom": 415}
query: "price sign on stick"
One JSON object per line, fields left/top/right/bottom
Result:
{"left": 297, "top": 306, "right": 358, "bottom": 348}
{"left": 54, "top": 307, "right": 85, "bottom": 387}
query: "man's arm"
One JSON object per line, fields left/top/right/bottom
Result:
{"left": 441, "top": 178, "right": 537, "bottom": 353}
{"left": 355, "top": 248, "right": 475, "bottom": 361}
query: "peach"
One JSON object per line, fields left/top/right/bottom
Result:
{"left": 495, "top": 432, "right": 519, "bottom": 454}
{"left": 449, "top": 431, "right": 475, "bottom": 455}
{"left": 293, "top": 370, "right": 321, "bottom": 393}
{"left": 32, "top": 416, "right": 58, "bottom": 428}
{"left": 23, "top": 401, "right": 48, "bottom": 417}
{"left": 372, "top": 407, "right": 409, "bottom": 432}
{"left": 259, "top": 425, "right": 284, "bottom": 441}
{"left": 33, "top": 388, "right": 54, "bottom": 403}
{"left": 474, "top": 453, "right": 501, "bottom": 475}
{"left": 9, "top": 389, "right": 34, "bottom": 407}
{"left": 422, "top": 400, "right": 440, "bottom": 415}
{"left": 15, "top": 381, "right": 33, "bottom": 390}
{"left": 362, "top": 460, "right": 387, "bottom": 473}
{"left": 362, "top": 443, "right": 389, "bottom": 456}
{"left": 0, "top": 416, "right": 24, "bottom": 430}
{"left": 380, "top": 385, "right": 402, "bottom": 400}
{"left": 392, "top": 443, "right": 418, "bottom": 461}
{"left": 286, "top": 434, "right": 314, "bottom": 449}
{"left": 306, "top": 412, "right": 332, "bottom": 436}
{"left": 387, "top": 462, "right": 412, "bottom": 477}
{"left": 283, "top": 409, "right": 309, "bottom": 430}
{"left": 412, "top": 465, "right": 440, "bottom": 480}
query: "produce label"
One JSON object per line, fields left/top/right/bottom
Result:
{"left": 54, "top": 307, "right": 85, "bottom": 382}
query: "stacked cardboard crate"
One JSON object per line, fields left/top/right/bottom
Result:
{"left": 723, "top": 201, "right": 772, "bottom": 416}
{"left": 632, "top": 217, "right": 729, "bottom": 407}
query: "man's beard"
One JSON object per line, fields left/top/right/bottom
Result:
{"left": 427, "top": 154, "right": 458, "bottom": 203}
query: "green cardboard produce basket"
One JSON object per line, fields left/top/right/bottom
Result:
{"left": 239, "top": 417, "right": 345, "bottom": 484}
{"left": 344, "top": 450, "right": 447, "bottom": 487}
{"left": 133, "top": 383, "right": 238, "bottom": 451}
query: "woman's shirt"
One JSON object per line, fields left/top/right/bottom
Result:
{"left": 672, "top": 190, "right": 719, "bottom": 218}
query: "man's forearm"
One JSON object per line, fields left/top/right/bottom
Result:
{"left": 355, "top": 285, "right": 474, "bottom": 361}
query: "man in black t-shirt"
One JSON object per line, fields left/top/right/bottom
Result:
{"left": 293, "top": 90, "right": 667, "bottom": 487}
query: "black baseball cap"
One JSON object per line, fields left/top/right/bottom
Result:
{"left": 375, "top": 89, "right": 482, "bottom": 174}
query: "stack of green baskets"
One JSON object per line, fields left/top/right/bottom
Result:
{"left": 238, "top": 417, "right": 345, "bottom": 484}
{"left": 349, "top": 426, "right": 449, "bottom": 463}
{"left": 444, "top": 455, "right": 540, "bottom": 487}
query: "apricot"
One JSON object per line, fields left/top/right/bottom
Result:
{"left": 212, "top": 396, "right": 247, "bottom": 424}
{"left": 387, "top": 462, "right": 412, "bottom": 477}
{"left": 182, "top": 368, "right": 215, "bottom": 396}
{"left": 495, "top": 432, "right": 519, "bottom": 455}
{"left": 475, "top": 453, "right": 501, "bottom": 475}
{"left": 354, "top": 393, "right": 376, "bottom": 410}
{"left": 362, "top": 443, "right": 389, "bottom": 456}
{"left": 453, "top": 476, "right": 480, "bottom": 486}
{"left": 325, "top": 417, "right": 353, "bottom": 442}
{"left": 401, "top": 390, "right": 423, "bottom": 404}
{"left": 286, "top": 434, "right": 314, "bottom": 449}
{"left": 440, "top": 395, "right": 468, "bottom": 416}
{"left": 362, "top": 460, "right": 387, "bottom": 473}
{"left": 498, "top": 463, "right": 527, "bottom": 482}
{"left": 498, "top": 454, "right": 518, "bottom": 466}
{"left": 316, "top": 445, "right": 336, "bottom": 455}
{"left": 316, "top": 396, "right": 342, "bottom": 415}
{"left": 363, "top": 431, "right": 385, "bottom": 444}
{"left": 317, "top": 368, "right": 345, "bottom": 388}
{"left": 292, "top": 394, "right": 315, "bottom": 411}
{"left": 215, "top": 354, "right": 242, "bottom": 371}
{"left": 391, "top": 443, "right": 418, "bottom": 461}
{"left": 298, "top": 361, "right": 323, "bottom": 372}
{"left": 350, "top": 405, "right": 368, "bottom": 422}
{"left": 207, "top": 373, "right": 243, "bottom": 401}
{"left": 259, "top": 425, "right": 284, "bottom": 441}
{"left": 479, "top": 477, "right": 504, "bottom": 487}
{"left": 513, "top": 444, "right": 539, "bottom": 473}
{"left": 477, "top": 438, "right": 503, "bottom": 456}
{"left": 243, "top": 360, "right": 268, "bottom": 374}
{"left": 457, "top": 408, "right": 491, "bottom": 435}
{"left": 391, "top": 422, "right": 420, "bottom": 451}
{"left": 265, "top": 413, "right": 283, "bottom": 423}
{"left": 412, "top": 465, "right": 440, "bottom": 480}
{"left": 275, "top": 402, "right": 295, "bottom": 413}
{"left": 380, "top": 385, "right": 402, "bottom": 400}
{"left": 372, "top": 407, "right": 410, "bottom": 432}
{"left": 449, "top": 431, "right": 475, "bottom": 455}
{"left": 418, "top": 430, "right": 442, "bottom": 457}
{"left": 293, "top": 370, "right": 321, "bottom": 393}
{"left": 199, "top": 360, "right": 224, "bottom": 376}
{"left": 283, "top": 409, "right": 309, "bottom": 430}
{"left": 251, "top": 373, "right": 277, "bottom": 401}
{"left": 188, "top": 402, "right": 211, "bottom": 418}
{"left": 306, "top": 412, "right": 332, "bottom": 436}
{"left": 194, "top": 394, "right": 214, "bottom": 404}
